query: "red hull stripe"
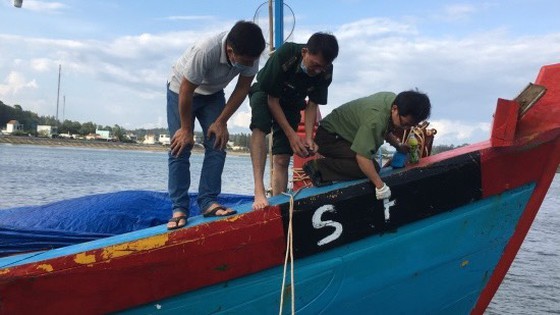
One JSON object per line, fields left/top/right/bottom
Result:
{"left": 0, "top": 206, "right": 287, "bottom": 314}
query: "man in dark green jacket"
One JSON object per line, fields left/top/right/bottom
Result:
{"left": 249, "top": 32, "right": 339, "bottom": 210}
{"left": 304, "top": 90, "right": 431, "bottom": 200}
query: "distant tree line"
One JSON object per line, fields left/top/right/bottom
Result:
{"left": 431, "top": 143, "right": 469, "bottom": 154}
{"left": 1, "top": 101, "right": 465, "bottom": 152}
{"left": 0, "top": 101, "right": 42, "bottom": 133}
{"left": 0, "top": 101, "right": 252, "bottom": 147}
{"left": 0, "top": 101, "right": 125, "bottom": 139}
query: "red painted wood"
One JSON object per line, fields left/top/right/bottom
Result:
{"left": 480, "top": 141, "right": 554, "bottom": 198}
{"left": 490, "top": 98, "right": 519, "bottom": 147}
{"left": 516, "top": 64, "right": 560, "bottom": 145}
{"left": 0, "top": 206, "right": 287, "bottom": 314}
{"left": 471, "top": 62, "right": 560, "bottom": 314}
{"left": 473, "top": 138, "right": 560, "bottom": 314}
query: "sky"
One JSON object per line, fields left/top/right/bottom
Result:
{"left": 0, "top": 0, "right": 559, "bottom": 145}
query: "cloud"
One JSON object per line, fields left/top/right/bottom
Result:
{"left": 439, "top": 4, "right": 477, "bottom": 22}
{"left": 158, "top": 21, "right": 560, "bottom": 142}
{"left": 1, "top": 14, "right": 559, "bottom": 145}
{"left": 30, "top": 58, "right": 53, "bottom": 72}
{"left": 19, "top": 0, "right": 66, "bottom": 13}
{"left": 429, "top": 119, "right": 491, "bottom": 145}
{"left": 0, "top": 71, "right": 37, "bottom": 96}
{"left": 165, "top": 15, "right": 215, "bottom": 21}
{"left": 336, "top": 18, "right": 418, "bottom": 39}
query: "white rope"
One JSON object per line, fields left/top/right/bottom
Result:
{"left": 279, "top": 190, "right": 300, "bottom": 315}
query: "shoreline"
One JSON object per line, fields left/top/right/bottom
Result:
{"left": 0, "top": 135, "right": 250, "bottom": 156}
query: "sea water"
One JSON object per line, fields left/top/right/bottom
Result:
{"left": 0, "top": 144, "right": 558, "bottom": 313}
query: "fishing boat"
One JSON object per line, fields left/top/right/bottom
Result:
{"left": 0, "top": 62, "right": 559, "bottom": 314}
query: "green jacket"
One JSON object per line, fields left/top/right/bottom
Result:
{"left": 320, "top": 92, "right": 396, "bottom": 158}
{"left": 253, "top": 42, "right": 333, "bottom": 109}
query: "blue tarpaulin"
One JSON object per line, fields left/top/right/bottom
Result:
{"left": 0, "top": 190, "right": 253, "bottom": 257}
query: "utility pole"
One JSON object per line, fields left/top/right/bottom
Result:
{"left": 56, "top": 64, "right": 61, "bottom": 124}
{"left": 62, "top": 95, "right": 66, "bottom": 122}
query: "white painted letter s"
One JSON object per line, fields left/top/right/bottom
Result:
{"left": 312, "top": 205, "right": 343, "bottom": 246}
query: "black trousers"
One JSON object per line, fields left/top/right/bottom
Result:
{"left": 314, "top": 126, "right": 380, "bottom": 182}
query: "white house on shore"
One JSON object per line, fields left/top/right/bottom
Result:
{"left": 143, "top": 134, "right": 156, "bottom": 145}
{"left": 37, "top": 125, "right": 58, "bottom": 138}
{"left": 158, "top": 134, "right": 170, "bottom": 146}
{"left": 1, "top": 120, "right": 23, "bottom": 134}
{"left": 95, "top": 129, "right": 111, "bottom": 141}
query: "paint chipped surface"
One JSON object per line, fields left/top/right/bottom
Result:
{"left": 74, "top": 252, "right": 97, "bottom": 265}
{"left": 226, "top": 215, "right": 242, "bottom": 222}
{"left": 0, "top": 268, "right": 10, "bottom": 275}
{"left": 37, "top": 264, "right": 54, "bottom": 272}
{"left": 461, "top": 260, "right": 469, "bottom": 268}
{"left": 101, "top": 234, "right": 169, "bottom": 260}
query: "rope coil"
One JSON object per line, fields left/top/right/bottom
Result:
{"left": 402, "top": 121, "right": 437, "bottom": 158}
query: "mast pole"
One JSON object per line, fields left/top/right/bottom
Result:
{"left": 274, "top": 0, "right": 284, "bottom": 49}
{"left": 267, "top": 1, "right": 285, "bottom": 194}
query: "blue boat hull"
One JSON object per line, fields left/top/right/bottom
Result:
{"left": 120, "top": 184, "right": 532, "bottom": 314}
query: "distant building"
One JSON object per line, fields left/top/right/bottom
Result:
{"left": 58, "top": 133, "right": 73, "bottom": 139}
{"left": 37, "top": 125, "right": 58, "bottom": 138}
{"left": 158, "top": 134, "right": 170, "bottom": 146}
{"left": 1, "top": 120, "right": 24, "bottom": 134}
{"left": 95, "top": 129, "right": 111, "bottom": 140}
{"left": 227, "top": 140, "right": 246, "bottom": 151}
{"left": 125, "top": 132, "right": 137, "bottom": 142}
{"left": 143, "top": 134, "right": 156, "bottom": 145}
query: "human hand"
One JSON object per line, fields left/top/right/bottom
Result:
{"left": 289, "top": 132, "right": 310, "bottom": 158}
{"left": 375, "top": 183, "right": 391, "bottom": 200}
{"left": 397, "top": 143, "right": 410, "bottom": 153}
{"left": 207, "top": 121, "right": 229, "bottom": 150}
{"left": 305, "top": 139, "right": 318, "bottom": 156}
{"left": 170, "top": 129, "right": 194, "bottom": 157}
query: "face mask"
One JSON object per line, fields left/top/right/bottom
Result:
{"left": 300, "top": 61, "right": 322, "bottom": 76}
{"left": 300, "top": 61, "right": 309, "bottom": 75}
{"left": 232, "top": 62, "right": 251, "bottom": 71}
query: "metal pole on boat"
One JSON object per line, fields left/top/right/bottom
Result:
{"left": 263, "top": 1, "right": 290, "bottom": 194}
{"left": 274, "top": 0, "right": 284, "bottom": 50}
{"left": 268, "top": 1, "right": 274, "bottom": 51}
{"left": 267, "top": 1, "right": 274, "bottom": 195}
{"left": 266, "top": 1, "right": 285, "bottom": 195}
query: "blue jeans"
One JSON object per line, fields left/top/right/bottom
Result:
{"left": 167, "top": 84, "right": 227, "bottom": 215}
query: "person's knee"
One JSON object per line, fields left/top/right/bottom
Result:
{"left": 252, "top": 127, "right": 267, "bottom": 137}
{"left": 273, "top": 155, "right": 291, "bottom": 169}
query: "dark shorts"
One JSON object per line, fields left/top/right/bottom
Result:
{"left": 249, "top": 89, "right": 302, "bottom": 155}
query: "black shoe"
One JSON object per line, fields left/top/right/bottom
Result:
{"left": 303, "top": 161, "right": 332, "bottom": 187}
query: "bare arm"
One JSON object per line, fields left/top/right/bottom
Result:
{"left": 267, "top": 95, "right": 309, "bottom": 157}
{"left": 208, "top": 75, "right": 255, "bottom": 150}
{"left": 170, "top": 77, "right": 198, "bottom": 157}
{"left": 304, "top": 101, "right": 319, "bottom": 153}
{"left": 356, "top": 153, "right": 384, "bottom": 189}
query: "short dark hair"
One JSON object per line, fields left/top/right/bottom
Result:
{"left": 306, "top": 32, "right": 339, "bottom": 64}
{"left": 395, "top": 90, "right": 431, "bottom": 123}
{"left": 226, "top": 21, "right": 265, "bottom": 58}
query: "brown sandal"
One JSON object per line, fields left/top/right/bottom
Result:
{"left": 203, "top": 205, "right": 237, "bottom": 217}
{"left": 167, "top": 215, "right": 187, "bottom": 230}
